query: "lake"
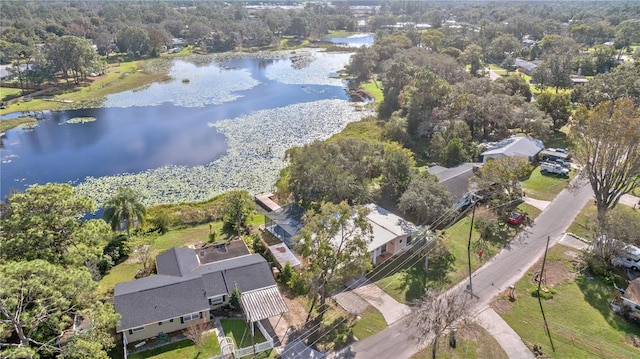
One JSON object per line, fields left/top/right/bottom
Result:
{"left": 0, "top": 49, "right": 374, "bottom": 206}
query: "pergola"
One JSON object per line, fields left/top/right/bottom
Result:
{"left": 240, "top": 285, "right": 289, "bottom": 336}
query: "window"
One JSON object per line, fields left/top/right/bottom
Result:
{"left": 181, "top": 312, "right": 200, "bottom": 323}
{"left": 129, "top": 327, "right": 144, "bottom": 334}
{"left": 158, "top": 321, "right": 162, "bottom": 326}
{"left": 406, "top": 236, "right": 413, "bottom": 245}
{"left": 209, "top": 295, "right": 225, "bottom": 305}
{"left": 169, "top": 319, "right": 174, "bottom": 323}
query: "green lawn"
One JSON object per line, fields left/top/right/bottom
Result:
{"left": 0, "top": 116, "right": 37, "bottom": 132}
{"left": 497, "top": 244, "right": 640, "bottom": 358}
{"left": 328, "top": 117, "right": 384, "bottom": 143}
{"left": 1, "top": 86, "right": 23, "bottom": 101}
{"left": 361, "top": 79, "right": 384, "bottom": 103}
{"left": 220, "top": 319, "right": 267, "bottom": 348}
{"left": 567, "top": 200, "right": 640, "bottom": 239}
{"left": 371, "top": 215, "right": 508, "bottom": 303}
{"left": 410, "top": 323, "right": 508, "bottom": 359}
{"left": 98, "top": 262, "right": 142, "bottom": 295}
{"left": 128, "top": 332, "right": 220, "bottom": 359}
{"left": 522, "top": 167, "right": 573, "bottom": 201}
{"left": 352, "top": 306, "right": 387, "bottom": 340}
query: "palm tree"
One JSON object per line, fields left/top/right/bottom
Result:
{"left": 103, "top": 187, "right": 146, "bottom": 237}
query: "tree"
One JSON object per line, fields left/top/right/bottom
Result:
{"left": 472, "top": 157, "right": 532, "bottom": 216}
{"left": 127, "top": 235, "right": 156, "bottom": 275}
{"left": 295, "top": 202, "right": 372, "bottom": 322}
{"left": 532, "top": 53, "right": 573, "bottom": 93}
{"left": 116, "top": 26, "right": 149, "bottom": 56}
{"left": 220, "top": 190, "right": 255, "bottom": 236}
{"left": 147, "top": 25, "right": 170, "bottom": 56}
{"left": 461, "top": 44, "right": 483, "bottom": 77}
{"left": 398, "top": 172, "right": 452, "bottom": 225}
{"left": 0, "top": 183, "right": 110, "bottom": 266}
{"left": 379, "top": 142, "right": 416, "bottom": 200}
{"left": 569, "top": 99, "right": 640, "bottom": 227}
{"left": 0, "top": 260, "right": 119, "bottom": 358}
{"left": 184, "top": 322, "right": 209, "bottom": 353}
{"left": 103, "top": 186, "right": 146, "bottom": 237}
{"left": 536, "top": 91, "right": 572, "bottom": 129}
{"left": 45, "top": 35, "right": 99, "bottom": 85}
{"left": 408, "top": 289, "right": 472, "bottom": 359}
{"left": 495, "top": 74, "right": 532, "bottom": 102}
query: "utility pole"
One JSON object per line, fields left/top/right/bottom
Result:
{"left": 538, "top": 235, "right": 555, "bottom": 352}
{"left": 466, "top": 198, "right": 477, "bottom": 294}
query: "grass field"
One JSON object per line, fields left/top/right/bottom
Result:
{"left": 496, "top": 244, "right": 640, "bottom": 358}
{"left": 566, "top": 200, "right": 640, "bottom": 239}
{"left": 361, "top": 79, "right": 384, "bottom": 103}
{"left": 0, "top": 116, "right": 37, "bottom": 131}
{"left": 220, "top": 319, "right": 267, "bottom": 348}
{"left": 522, "top": 167, "right": 573, "bottom": 201}
{"left": 127, "top": 332, "right": 220, "bottom": 359}
{"left": 352, "top": 306, "right": 386, "bottom": 340}
{"left": 410, "top": 323, "right": 508, "bottom": 359}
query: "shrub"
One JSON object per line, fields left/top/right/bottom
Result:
{"left": 588, "top": 262, "right": 619, "bottom": 286}
{"left": 279, "top": 262, "right": 294, "bottom": 284}
{"left": 530, "top": 286, "right": 556, "bottom": 300}
{"left": 288, "top": 271, "right": 308, "bottom": 296}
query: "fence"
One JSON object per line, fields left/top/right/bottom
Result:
{"left": 209, "top": 321, "right": 275, "bottom": 359}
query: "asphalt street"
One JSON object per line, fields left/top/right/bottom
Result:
{"left": 349, "top": 179, "right": 595, "bottom": 359}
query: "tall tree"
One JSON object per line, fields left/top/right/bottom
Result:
{"left": 535, "top": 91, "right": 572, "bottom": 129}
{"left": 103, "top": 187, "right": 146, "bottom": 237}
{"left": 379, "top": 142, "right": 416, "bottom": 200}
{"left": 0, "top": 260, "right": 119, "bottom": 358}
{"left": 398, "top": 172, "right": 452, "bottom": 225}
{"left": 569, "top": 99, "right": 640, "bottom": 227}
{"left": 409, "top": 289, "right": 472, "bottom": 359}
{"left": 0, "top": 183, "right": 110, "bottom": 266}
{"left": 45, "top": 35, "right": 98, "bottom": 85}
{"left": 116, "top": 26, "right": 149, "bottom": 56}
{"left": 461, "top": 44, "right": 483, "bottom": 77}
{"left": 296, "top": 202, "right": 372, "bottom": 322}
{"left": 220, "top": 190, "right": 255, "bottom": 236}
{"left": 472, "top": 156, "right": 532, "bottom": 217}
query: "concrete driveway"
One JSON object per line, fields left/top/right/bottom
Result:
{"left": 334, "top": 276, "right": 410, "bottom": 325}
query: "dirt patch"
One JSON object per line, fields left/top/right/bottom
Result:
{"left": 280, "top": 289, "right": 309, "bottom": 330}
{"left": 492, "top": 290, "right": 516, "bottom": 314}
{"left": 530, "top": 260, "right": 576, "bottom": 287}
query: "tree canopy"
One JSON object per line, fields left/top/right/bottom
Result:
{"left": 0, "top": 260, "right": 119, "bottom": 358}
{"left": 569, "top": 98, "right": 640, "bottom": 227}
{"left": 0, "top": 183, "right": 110, "bottom": 266}
{"left": 295, "top": 202, "right": 372, "bottom": 321}
{"left": 103, "top": 186, "right": 146, "bottom": 237}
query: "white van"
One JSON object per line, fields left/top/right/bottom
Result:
{"left": 612, "top": 244, "right": 640, "bottom": 270}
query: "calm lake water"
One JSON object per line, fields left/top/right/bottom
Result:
{"left": 321, "top": 34, "right": 374, "bottom": 47}
{"left": 1, "top": 49, "right": 373, "bottom": 205}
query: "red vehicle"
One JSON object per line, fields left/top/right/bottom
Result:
{"left": 507, "top": 212, "right": 525, "bottom": 225}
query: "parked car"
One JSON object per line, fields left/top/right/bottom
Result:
{"left": 507, "top": 212, "right": 525, "bottom": 225}
{"left": 540, "top": 162, "right": 569, "bottom": 177}
{"left": 554, "top": 159, "right": 571, "bottom": 168}
{"left": 612, "top": 244, "right": 640, "bottom": 271}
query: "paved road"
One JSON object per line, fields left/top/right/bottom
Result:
{"left": 349, "top": 179, "right": 594, "bottom": 359}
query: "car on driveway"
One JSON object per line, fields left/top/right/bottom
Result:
{"left": 507, "top": 212, "right": 525, "bottom": 225}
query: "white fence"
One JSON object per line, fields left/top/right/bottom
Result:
{"left": 208, "top": 321, "right": 275, "bottom": 359}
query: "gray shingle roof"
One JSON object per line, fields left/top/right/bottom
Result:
{"left": 115, "top": 277, "right": 208, "bottom": 331}
{"left": 114, "top": 249, "right": 279, "bottom": 331}
{"left": 427, "top": 163, "right": 483, "bottom": 201}
{"left": 155, "top": 247, "right": 199, "bottom": 277}
{"left": 481, "top": 137, "right": 544, "bottom": 159}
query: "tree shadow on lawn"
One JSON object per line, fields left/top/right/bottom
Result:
{"left": 575, "top": 275, "right": 638, "bottom": 332}
{"left": 368, "top": 247, "right": 456, "bottom": 303}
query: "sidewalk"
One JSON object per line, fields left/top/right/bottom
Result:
{"left": 476, "top": 308, "right": 535, "bottom": 359}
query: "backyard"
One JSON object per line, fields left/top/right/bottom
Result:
{"left": 126, "top": 332, "right": 220, "bottom": 359}
{"left": 494, "top": 244, "right": 640, "bottom": 358}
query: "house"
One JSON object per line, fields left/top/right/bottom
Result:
{"left": 265, "top": 203, "right": 417, "bottom": 266}
{"left": 364, "top": 204, "right": 418, "bottom": 265}
{"left": 480, "top": 136, "right": 544, "bottom": 163}
{"left": 621, "top": 278, "right": 640, "bottom": 315}
{"left": 426, "top": 163, "right": 483, "bottom": 205}
{"left": 514, "top": 58, "right": 538, "bottom": 76}
{"left": 114, "top": 241, "right": 288, "bottom": 345}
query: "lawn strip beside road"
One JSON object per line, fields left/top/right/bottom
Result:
{"left": 522, "top": 167, "right": 573, "bottom": 201}
{"left": 495, "top": 244, "right": 640, "bottom": 358}
{"left": 410, "top": 322, "right": 509, "bottom": 359}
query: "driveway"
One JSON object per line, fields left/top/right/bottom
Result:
{"left": 349, "top": 178, "right": 594, "bottom": 359}
{"left": 335, "top": 276, "right": 410, "bottom": 325}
